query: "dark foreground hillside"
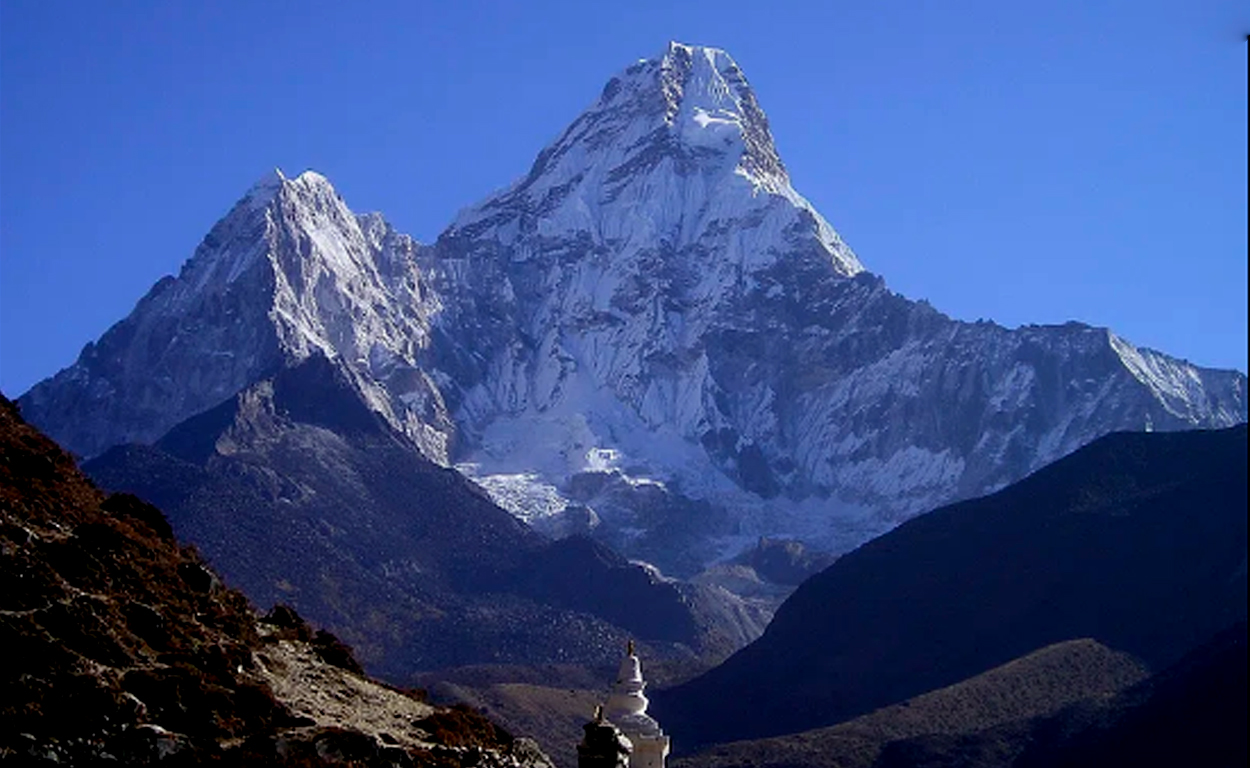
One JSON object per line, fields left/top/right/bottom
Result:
{"left": 655, "top": 425, "right": 1248, "bottom": 750}
{"left": 0, "top": 396, "right": 553, "bottom": 766}
{"left": 677, "top": 623, "right": 1247, "bottom": 768}
{"left": 674, "top": 638, "right": 1150, "bottom": 768}
{"left": 1010, "top": 620, "right": 1248, "bottom": 768}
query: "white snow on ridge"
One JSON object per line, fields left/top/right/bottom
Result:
{"left": 411, "top": 43, "right": 1244, "bottom": 566}
{"left": 450, "top": 41, "right": 863, "bottom": 281}
{"left": 17, "top": 44, "right": 1247, "bottom": 574}
{"left": 1109, "top": 331, "right": 1239, "bottom": 424}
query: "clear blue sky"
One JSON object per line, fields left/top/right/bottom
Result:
{"left": 1, "top": 0, "right": 1246, "bottom": 396}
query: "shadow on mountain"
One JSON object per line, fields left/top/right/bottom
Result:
{"left": 674, "top": 637, "right": 1148, "bottom": 768}
{"left": 676, "top": 621, "right": 1247, "bottom": 768}
{"left": 84, "top": 354, "right": 762, "bottom": 679}
{"left": 654, "top": 425, "right": 1248, "bottom": 750}
{"left": 1008, "top": 620, "right": 1248, "bottom": 768}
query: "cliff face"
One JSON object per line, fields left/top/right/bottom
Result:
{"left": 0, "top": 395, "right": 553, "bottom": 766}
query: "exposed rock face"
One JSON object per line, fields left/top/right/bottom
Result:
{"left": 730, "top": 537, "right": 837, "bottom": 586}
{"left": 653, "top": 424, "right": 1248, "bottom": 750}
{"left": 0, "top": 395, "right": 554, "bottom": 766}
{"left": 17, "top": 43, "right": 1247, "bottom": 573}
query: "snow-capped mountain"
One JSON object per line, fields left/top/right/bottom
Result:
{"left": 412, "top": 42, "right": 1247, "bottom": 564}
{"left": 19, "top": 42, "right": 1247, "bottom": 572}
{"left": 21, "top": 169, "right": 452, "bottom": 463}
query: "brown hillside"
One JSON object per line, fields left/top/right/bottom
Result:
{"left": 0, "top": 396, "right": 552, "bottom": 766}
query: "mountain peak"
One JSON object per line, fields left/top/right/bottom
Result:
{"left": 256, "top": 165, "right": 287, "bottom": 187}
{"left": 242, "top": 167, "right": 335, "bottom": 211}
{"left": 495, "top": 41, "right": 786, "bottom": 201}
{"left": 286, "top": 168, "right": 333, "bottom": 191}
{"left": 586, "top": 41, "right": 787, "bottom": 190}
{"left": 450, "top": 43, "right": 860, "bottom": 278}
{"left": 658, "top": 41, "right": 787, "bottom": 189}
{"left": 17, "top": 166, "right": 447, "bottom": 460}
{"left": 654, "top": 41, "right": 748, "bottom": 117}
{"left": 244, "top": 167, "right": 287, "bottom": 208}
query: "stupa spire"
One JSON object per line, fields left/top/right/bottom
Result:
{"left": 602, "top": 641, "right": 670, "bottom": 768}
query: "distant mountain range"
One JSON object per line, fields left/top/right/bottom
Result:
{"left": 654, "top": 424, "right": 1247, "bottom": 752}
{"left": 14, "top": 42, "right": 1248, "bottom": 675}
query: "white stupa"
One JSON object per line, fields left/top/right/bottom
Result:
{"left": 603, "top": 641, "right": 670, "bottom": 768}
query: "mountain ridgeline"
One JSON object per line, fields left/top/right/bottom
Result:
{"left": 83, "top": 354, "right": 768, "bottom": 675}
{"left": 14, "top": 41, "right": 1249, "bottom": 673}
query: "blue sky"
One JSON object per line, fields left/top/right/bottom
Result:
{"left": 1, "top": 0, "right": 1246, "bottom": 396}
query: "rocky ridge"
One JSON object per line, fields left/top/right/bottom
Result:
{"left": 19, "top": 169, "right": 449, "bottom": 464}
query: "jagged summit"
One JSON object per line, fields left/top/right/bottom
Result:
{"left": 185, "top": 168, "right": 346, "bottom": 289}
{"left": 247, "top": 166, "right": 286, "bottom": 197}
{"left": 20, "top": 167, "right": 449, "bottom": 461}
{"left": 241, "top": 167, "right": 335, "bottom": 210}
{"left": 653, "top": 42, "right": 788, "bottom": 188}
{"left": 449, "top": 42, "right": 863, "bottom": 278}
{"left": 596, "top": 41, "right": 784, "bottom": 186}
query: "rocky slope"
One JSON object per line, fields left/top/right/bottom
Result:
{"left": 82, "top": 354, "right": 768, "bottom": 675}
{"left": 0, "top": 395, "right": 553, "bottom": 766}
{"left": 652, "top": 424, "right": 1248, "bottom": 749}
{"left": 17, "top": 43, "right": 1246, "bottom": 576}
